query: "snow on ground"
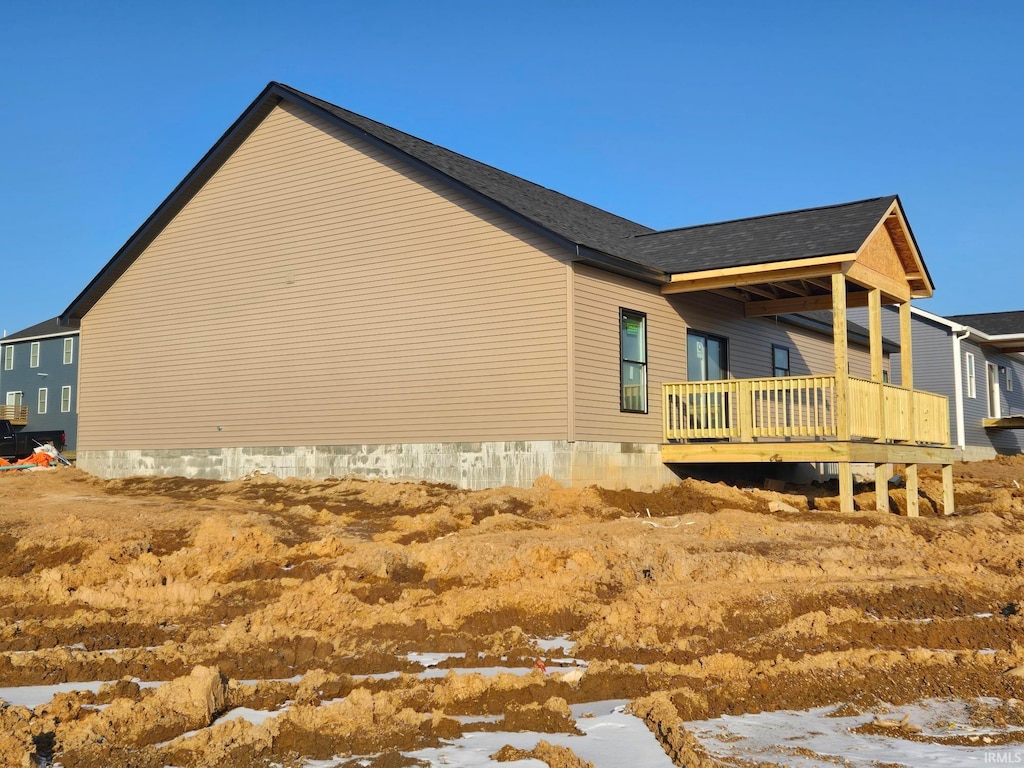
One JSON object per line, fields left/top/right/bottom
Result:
{"left": 686, "top": 698, "right": 1024, "bottom": 767}
{"left": 398, "top": 700, "right": 676, "bottom": 768}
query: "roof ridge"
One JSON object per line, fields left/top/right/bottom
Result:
{"left": 633, "top": 195, "right": 898, "bottom": 238}
{"left": 273, "top": 83, "right": 654, "bottom": 235}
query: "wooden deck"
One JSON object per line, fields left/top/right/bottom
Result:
{"left": 661, "top": 375, "right": 954, "bottom": 517}
{"left": 663, "top": 375, "right": 950, "bottom": 445}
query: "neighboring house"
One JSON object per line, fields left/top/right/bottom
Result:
{"left": 852, "top": 306, "right": 1024, "bottom": 461}
{"left": 0, "top": 317, "right": 80, "bottom": 449}
{"left": 60, "top": 82, "right": 953, "bottom": 514}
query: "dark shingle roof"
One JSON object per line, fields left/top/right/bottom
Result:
{"left": 278, "top": 84, "right": 656, "bottom": 263}
{"left": 947, "top": 311, "right": 1024, "bottom": 336}
{"left": 628, "top": 196, "right": 898, "bottom": 273}
{"left": 4, "top": 317, "right": 80, "bottom": 342}
{"left": 62, "top": 82, "right": 910, "bottom": 322}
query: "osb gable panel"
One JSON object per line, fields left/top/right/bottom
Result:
{"left": 856, "top": 224, "right": 909, "bottom": 287}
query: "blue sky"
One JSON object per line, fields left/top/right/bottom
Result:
{"left": 2, "top": 1, "right": 1021, "bottom": 335}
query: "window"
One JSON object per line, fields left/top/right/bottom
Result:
{"left": 63, "top": 337, "right": 74, "bottom": 365}
{"left": 37, "top": 388, "right": 47, "bottom": 415}
{"left": 620, "top": 309, "right": 647, "bottom": 413}
{"left": 772, "top": 345, "right": 791, "bottom": 377}
{"left": 1004, "top": 366, "right": 1013, "bottom": 392}
{"left": 61, "top": 386, "right": 72, "bottom": 413}
{"left": 6, "top": 391, "right": 22, "bottom": 406}
{"left": 3, "top": 346, "right": 11, "bottom": 371}
{"left": 966, "top": 353, "right": 976, "bottom": 398}
{"left": 30, "top": 342, "right": 40, "bottom": 368}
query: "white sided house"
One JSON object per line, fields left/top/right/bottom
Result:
{"left": 62, "top": 83, "right": 954, "bottom": 513}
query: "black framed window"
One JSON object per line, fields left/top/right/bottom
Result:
{"left": 620, "top": 309, "right": 647, "bottom": 412}
{"left": 772, "top": 345, "right": 791, "bottom": 377}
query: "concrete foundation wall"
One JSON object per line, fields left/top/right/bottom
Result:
{"left": 77, "top": 440, "right": 682, "bottom": 491}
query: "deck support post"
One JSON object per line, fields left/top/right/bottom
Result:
{"left": 875, "top": 462, "right": 891, "bottom": 514}
{"left": 904, "top": 463, "right": 919, "bottom": 517}
{"left": 839, "top": 462, "right": 855, "bottom": 513}
{"left": 942, "top": 463, "right": 955, "bottom": 515}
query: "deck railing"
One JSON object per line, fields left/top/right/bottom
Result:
{"left": 0, "top": 405, "right": 28, "bottom": 425}
{"left": 664, "top": 375, "right": 949, "bottom": 445}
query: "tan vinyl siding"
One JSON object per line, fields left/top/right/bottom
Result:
{"left": 573, "top": 265, "right": 686, "bottom": 443}
{"left": 80, "top": 102, "right": 570, "bottom": 448}
{"left": 572, "top": 271, "right": 879, "bottom": 444}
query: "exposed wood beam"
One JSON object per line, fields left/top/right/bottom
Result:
{"left": 777, "top": 281, "right": 811, "bottom": 297}
{"left": 709, "top": 288, "right": 749, "bottom": 303}
{"left": 804, "top": 277, "right": 832, "bottom": 291}
{"left": 663, "top": 258, "right": 848, "bottom": 295}
{"left": 744, "top": 290, "right": 871, "bottom": 317}
{"left": 742, "top": 284, "right": 778, "bottom": 299}
{"left": 844, "top": 261, "right": 912, "bottom": 303}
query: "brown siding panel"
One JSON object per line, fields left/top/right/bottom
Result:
{"left": 80, "top": 102, "right": 570, "bottom": 448}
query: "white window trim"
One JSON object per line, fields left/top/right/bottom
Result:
{"left": 37, "top": 387, "right": 47, "bottom": 415}
{"left": 2, "top": 346, "right": 11, "bottom": 371}
{"left": 29, "top": 341, "right": 40, "bottom": 368}
{"left": 966, "top": 353, "right": 976, "bottom": 399}
{"left": 6, "top": 391, "right": 22, "bottom": 406}
{"left": 63, "top": 337, "right": 74, "bottom": 365}
{"left": 61, "top": 386, "right": 72, "bottom": 413}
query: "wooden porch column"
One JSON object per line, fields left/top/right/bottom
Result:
{"left": 832, "top": 274, "right": 854, "bottom": 513}
{"left": 899, "top": 302, "right": 920, "bottom": 517}
{"left": 899, "top": 301, "right": 916, "bottom": 443}
{"left": 832, "top": 273, "right": 850, "bottom": 443}
{"left": 869, "top": 288, "right": 885, "bottom": 442}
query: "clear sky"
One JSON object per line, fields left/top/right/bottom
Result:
{"left": 3, "top": 1, "right": 1021, "bottom": 335}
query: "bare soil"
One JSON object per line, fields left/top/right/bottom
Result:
{"left": 1, "top": 457, "right": 1024, "bottom": 766}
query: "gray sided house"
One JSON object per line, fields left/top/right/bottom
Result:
{"left": 61, "top": 82, "right": 953, "bottom": 513}
{"left": 0, "top": 317, "right": 80, "bottom": 449}
{"left": 849, "top": 306, "right": 1024, "bottom": 460}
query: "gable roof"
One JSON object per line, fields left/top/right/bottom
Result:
{"left": 3, "top": 317, "right": 80, "bottom": 343}
{"left": 60, "top": 82, "right": 931, "bottom": 323}
{"left": 630, "top": 196, "right": 899, "bottom": 272}
{"left": 947, "top": 311, "right": 1024, "bottom": 336}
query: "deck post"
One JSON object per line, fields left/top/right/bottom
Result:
{"left": 942, "top": 463, "right": 955, "bottom": 515}
{"left": 738, "top": 380, "right": 753, "bottom": 442}
{"left": 900, "top": 301, "right": 916, "bottom": 444}
{"left": 904, "top": 463, "right": 920, "bottom": 517}
{"left": 839, "top": 462, "right": 855, "bottom": 513}
{"left": 832, "top": 273, "right": 850, "bottom": 442}
{"left": 875, "top": 462, "right": 891, "bottom": 514}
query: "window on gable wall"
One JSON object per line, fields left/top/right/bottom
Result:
{"left": 966, "top": 353, "right": 976, "bottom": 398}
{"left": 63, "top": 337, "right": 74, "bottom": 365}
{"left": 30, "top": 342, "right": 40, "bottom": 368}
{"left": 3, "top": 346, "right": 11, "bottom": 371}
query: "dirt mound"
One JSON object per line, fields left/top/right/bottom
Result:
{"left": 2, "top": 459, "right": 1024, "bottom": 765}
